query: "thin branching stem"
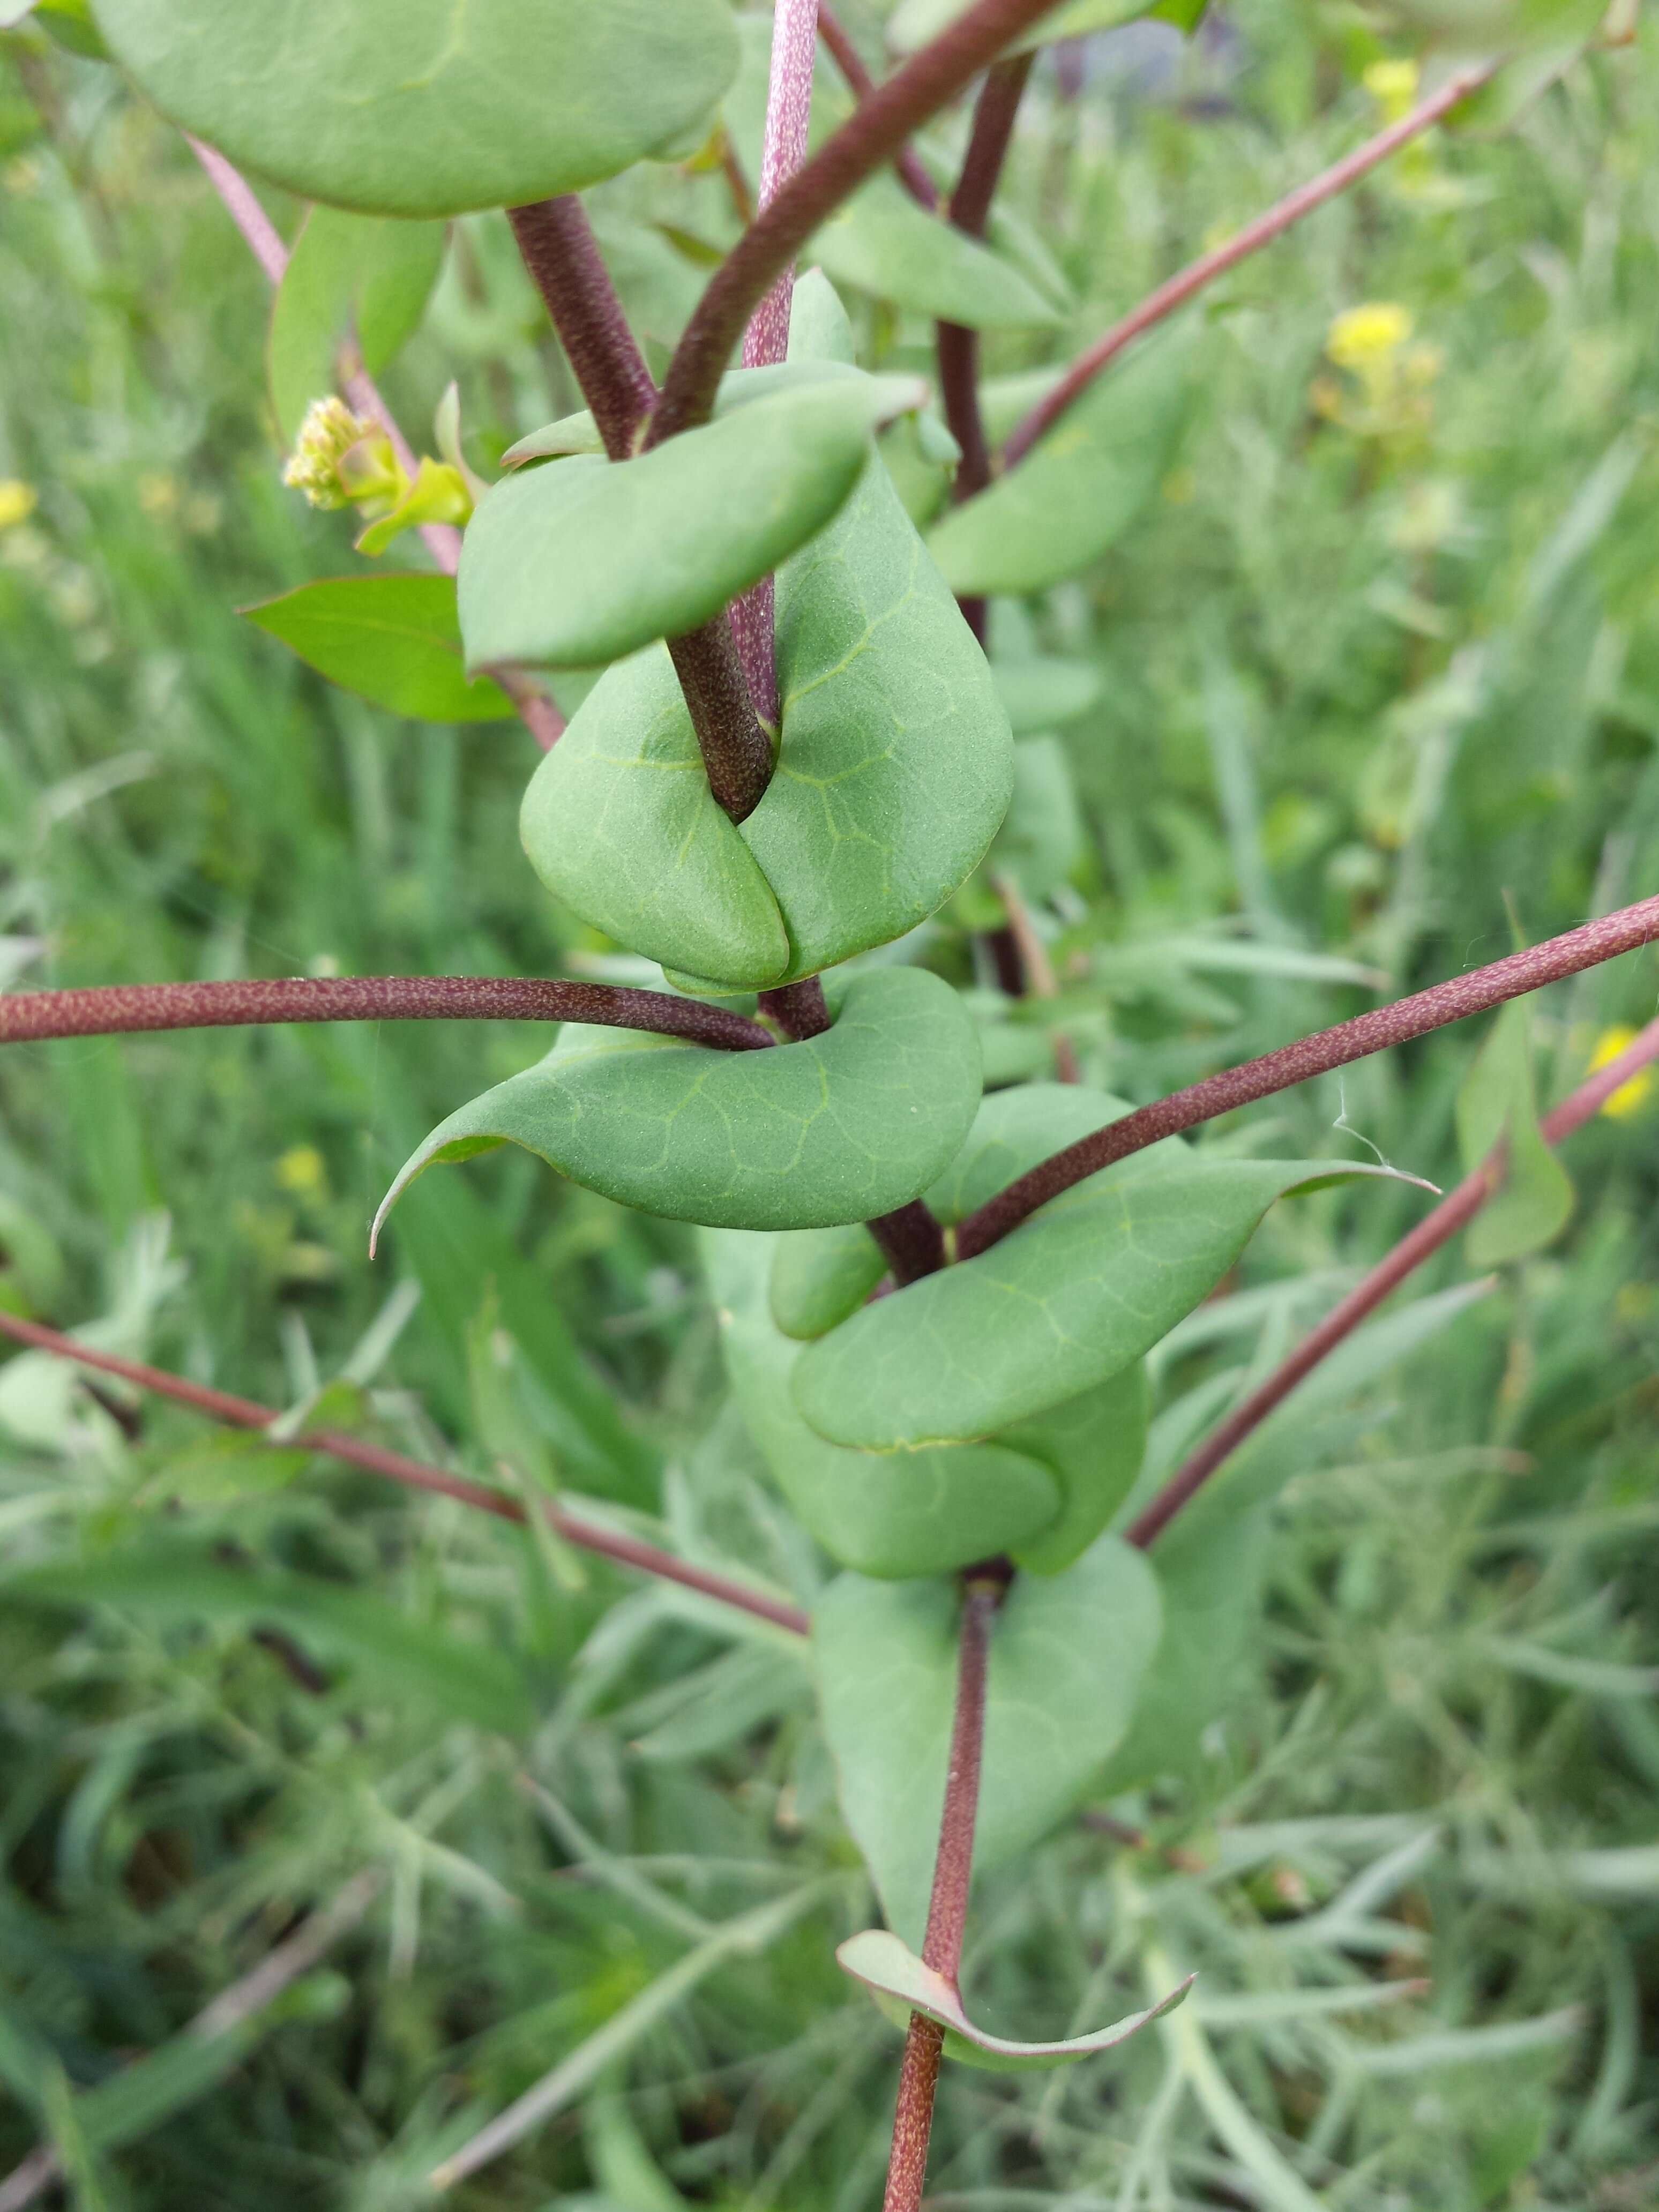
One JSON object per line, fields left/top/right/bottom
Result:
{"left": 937, "top": 51, "right": 1034, "bottom": 643}
{"left": 0, "top": 975, "right": 773, "bottom": 1052}
{"left": 733, "top": 0, "right": 821, "bottom": 737}
{"left": 816, "top": 4, "right": 939, "bottom": 208}
{"left": 883, "top": 1567, "right": 1006, "bottom": 2212}
{"left": 999, "top": 58, "right": 1496, "bottom": 468}
{"left": 652, "top": 0, "right": 1094, "bottom": 444}
{"left": 507, "top": 196, "right": 772, "bottom": 819}
{"left": 0, "top": 1310, "right": 810, "bottom": 1635}
{"left": 956, "top": 890, "right": 1659, "bottom": 1259}
{"left": 188, "top": 137, "right": 562, "bottom": 749}
{"left": 1124, "top": 1013, "right": 1659, "bottom": 1548}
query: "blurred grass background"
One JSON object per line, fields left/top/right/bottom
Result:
{"left": 1, "top": 2, "right": 1658, "bottom": 2206}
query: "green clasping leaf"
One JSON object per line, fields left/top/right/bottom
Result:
{"left": 813, "top": 174, "right": 1066, "bottom": 330}
{"left": 243, "top": 574, "right": 514, "bottom": 723}
{"left": 794, "top": 1157, "right": 1409, "bottom": 1448}
{"left": 929, "top": 324, "right": 1197, "bottom": 596}
{"left": 838, "top": 1929, "right": 1192, "bottom": 2073}
{"left": 814, "top": 1541, "right": 1162, "bottom": 1943}
{"left": 769, "top": 1222, "right": 887, "bottom": 1341}
{"left": 519, "top": 467, "right": 1012, "bottom": 988}
{"left": 460, "top": 372, "right": 928, "bottom": 675}
{"left": 375, "top": 968, "right": 981, "bottom": 1237}
{"left": 268, "top": 206, "right": 445, "bottom": 446}
{"left": 705, "top": 1228, "right": 1062, "bottom": 1579}
{"left": 92, "top": 0, "right": 741, "bottom": 217}
{"left": 1003, "top": 1363, "right": 1149, "bottom": 1573}
{"left": 888, "top": 0, "right": 1197, "bottom": 48}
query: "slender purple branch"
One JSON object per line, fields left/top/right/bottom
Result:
{"left": 883, "top": 1568, "right": 1006, "bottom": 2212}
{"left": 651, "top": 0, "right": 1086, "bottom": 444}
{"left": 0, "top": 976, "right": 773, "bottom": 1052}
{"left": 999, "top": 59, "right": 1495, "bottom": 469}
{"left": 816, "top": 4, "right": 940, "bottom": 210}
{"left": 189, "top": 136, "right": 562, "bottom": 746}
{"left": 1125, "top": 1013, "right": 1659, "bottom": 1549}
{"left": 937, "top": 50, "right": 1034, "bottom": 644}
{"left": 507, "top": 198, "right": 772, "bottom": 819}
{"left": 0, "top": 1309, "right": 810, "bottom": 1636}
{"left": 956, "top": 890, "right": 1659, "bottom": 1260}
{"left": 733, "top": 0, "right": 823, "bottom": 731}
{"left": 869, "top": 1201, "right": 948, "bottom": 1285}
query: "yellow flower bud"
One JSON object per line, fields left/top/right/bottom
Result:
{"left": 0, "top": 480, "right": 39, "bottom": 530}
{"left": 1326, "top": 302, "right": 1414, "bottom": 368}
{"left": 1588, "top": 1025, "right": 1656, "bottom": 1119}
{"left": 282, "top": 396, "right": 375, "bottom": 511}
{"left": 1363, "top": 58, "right": 1419, "bottom": 122}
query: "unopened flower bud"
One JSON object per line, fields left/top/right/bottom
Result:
{"left": 282, "top": 396, "right": 373, "bottom": 511}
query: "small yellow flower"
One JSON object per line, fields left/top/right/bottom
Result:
{"left": 1588, "top": 1025, "right": 1655, "bottom": 1119}
{"left": 0, "top": 480, "right": 38, "bottom": 530}
{"left": 1327, "top": 302, "right": 1414, "bottom": 369}
{"left": 275, "top": 1144, "right": 328, "bottom": 1198}
{"left": 1363, "top": 58, "right": 1420, "bottom": 123}
{"left": 282, "top": 396, "right": 376, "bottom": 511}
{"left": 137, "top": 471, "right": 180, "bottom": 518}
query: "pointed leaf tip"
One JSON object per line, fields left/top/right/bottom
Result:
{"left": 836, "top": 1928, "right": 1193, "bottom": 2073}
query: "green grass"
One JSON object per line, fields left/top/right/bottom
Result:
{"left": 2, "top": 4, "right": 1658, "bottom": 2207}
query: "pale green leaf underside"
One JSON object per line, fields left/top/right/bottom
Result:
{"left": 243, "top": 574, "right": 514, "bottom": 723}
{"left": 992, "top": 656, "right": 1103, "bottom": 735}
{"left": 929, "top": 325, "right": 1198, "bottom": 596}
{"left": 794, "top": 1157, "right": 1407, "bottom": 1448}
{"left": 268, "top": 206, "right": 444, "bottom": 446}
{"left": 520, "top": 459, "right": 1013, "bottom": 987}
{"left": 92, "top": 0, "right": 741, "bottom": 217}
{"left": 814, "top": 1541, "right": 1162, "bottom": 1944}
{"left": 838, "top": 1929, "right": 1193, "bottom": 2073}
{"left": 705, "top": 1227, "right": 1062, "bottom": 1580}
{"left": 460, "top": 373, "right": 927, "bottom": 675}
{"left": 812, "top": 174, "right": 1065, "bottom": 330}
{"left": 376, "top": 968, "right": 982, "bottom": 1238}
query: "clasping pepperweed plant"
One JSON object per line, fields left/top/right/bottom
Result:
{"left": 2, "top": 0, "right": 1656, "bottom": 2202}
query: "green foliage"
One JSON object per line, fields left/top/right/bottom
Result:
{"left": 378, "top": 968, "right": 983, "bottom": 1235}
{"left": 243, "top": 573, "right": 515, "bottom": 721}
{"left": 794, "top": 1155, "right": 1402, "bottom": 1449}
{"left": 814, "top": 1540, "right": 1162, "bottom": 1944}
{"left": 459, "top": 370, "right": 927, "bottom": 674}
{"left": 267, "top": 207, "right": 445, "bottom": 446}
{"left": 1457, "top": 999, "right": 1575, "bottom": 1265}
{"left": 89, "top": 0, "right": 741, "bottom": 215}
{"left": 838, "top": 1927, "right": 1191, "bottom": 2071}
{"left": 812, "top": 175, "right": 1067, "bottom": 330}
{"left": 928, "top": 322, "right": 1199, "bottom": 595}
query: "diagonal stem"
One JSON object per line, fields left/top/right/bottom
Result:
{"left": 0, "top": 1309, "right": 810, "bottom": 1635}
{"left": 652, "top": 0, "right": 1091, "bottom": 445}
{"left": 0, "top": 975, "right": 773, "bottom": 1052}
{"left": 999, "top": 58, "right": 1496, "bottom": 469}
{"left": 816, "top": 4, "right": 939, "bottom": 208}
{"left": 956, "top": 890, "right": 1659, "bottom": 1259}
{"left": 506, "top": 197, "right": 773, "bottom": 821}
{"left": 937, "top": 51, "right": 1034, "bottom": 644}
{"left": 187, "top": 137, "right": 562, "bottom": 750}
{"left": 1123, "top": 1013, "right": 1659, "bottom": 1548}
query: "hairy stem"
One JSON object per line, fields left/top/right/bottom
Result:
{"left": 733, "top": 0, "right": 821, "bottom": 732}
{"left": 652, "top": 0, "right": 1087, "bottom": 444}
{"left": 956, "top": 890, "right": 1659, "bottom": 1259}
{"left": 507, "top": 198, "right": 772, "bottom": 818}
{"left": 758, "top": 976, "right": 831, "bottom": 1040}
{"left": 869, "top": 1199, "right": 948, "bottom": 1284}
{"left": 0, "top": 975, "right": 773, "bottom": 1052}
{"left": 816, "top": 3, "right": 940, "bottom": 209}
{"left": 0, "top": 1310, "right": 809, "bottom": 1635}
{"left": 189, "top": 138, "right": 561, "bottom": 748}
{"left": 1124, "top": 1013, "right": 1659, "bottom": 1548}
{"left": 999, "top": 59, "right": 1496, "bottom": 468}
{"left": 883, "top": 1568, "right": 1006, "bottom": 2212}
{"left": 937, "top": 51, "right": 1034, "bottom": 644}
